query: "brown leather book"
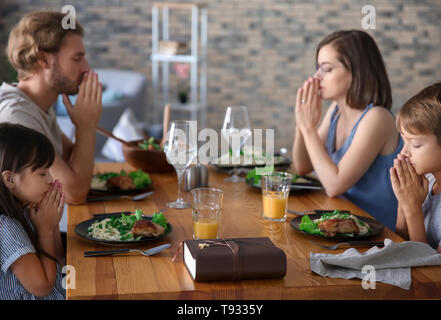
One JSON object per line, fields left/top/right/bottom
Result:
{"left": 183, "top": 237, "right": 287, "bottom": 282}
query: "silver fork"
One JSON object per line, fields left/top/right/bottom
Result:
{"left": 84, "top": 243, "right": 171, "bottom": 257}
{"left": 310, "top": 240, "right": 384, "bottom": 250}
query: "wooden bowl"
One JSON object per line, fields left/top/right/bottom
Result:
{"left": 122, "top": 139, "right": 174, "bottom": 173}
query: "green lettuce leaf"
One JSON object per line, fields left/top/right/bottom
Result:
{"left": 135, "top": 209, "right": 143, "bottom": 221}
{"left": 246, "top": 167, "right": 300, "bottom": 185}
{"left": 246, "top": 168, "right": 262, "bottom": 184}
{"left": 128, "top": 170, "right": 152, "bottom": 188}
{"left": 299, "top": 215, "right": 324, "bottom": 236}
{"left": 152, "top": 211, "right": 168, "bottom": 231}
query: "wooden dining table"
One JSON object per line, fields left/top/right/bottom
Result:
{"left": 66, "top": 162, "right": 441, "bottom": 300}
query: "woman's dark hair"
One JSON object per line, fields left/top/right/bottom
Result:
{"left": 316, "top": 30, "right": 392, "bottom": 110}
{"left": 0, "top": 123, "right": 56, "bottom": 259}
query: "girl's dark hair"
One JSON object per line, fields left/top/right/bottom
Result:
{"left": 0, "top": 123, "right": 56, "bottom": 260}
{"left": 316, "top": 30, "right": 392, "bottom": 110}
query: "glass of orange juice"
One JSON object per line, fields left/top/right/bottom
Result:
{"left": 262, "top": 172, "right": 292, "bottom": 222}
{"left": 191, "top": 188, "right": 224, "bottom": 239}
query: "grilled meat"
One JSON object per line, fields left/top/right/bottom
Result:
{"left": 106, "top": 175, "right": 135, "bottom": 190}
{"left": 318, "top": 218, "right": 359, "bottom": 237}
{"left": 132, "top": 220, "right": 165, "bottom": 237}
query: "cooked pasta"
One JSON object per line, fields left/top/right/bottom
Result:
{"left": 90, "top": 176, "right": 107, "bottom": 190}
{"left": 88, "top": 218, "right": 136, "bottom": 241}
{"left": 87, "top": 211, "right": 168, "bottom": 242}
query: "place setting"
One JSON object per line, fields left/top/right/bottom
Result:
{"left": 289, "top": 209, "right": 385, "bottom": 240}
{"left": 86, "top": 108, "right": 175, "bottom": 203}
{"left": 257, "top": 169, "right": 387, "bottom": 252}
{"left": 210, "top": 106, "right": 291, "bottom": 181}
{"left": 75, "top": 209, "right": 172, "bottom": 246}
{"left": 245, "top": 167, "right": 322, "bottom": 193}
{"left": 73, "top": 118, "right": 198, "bottom": 258}
{"left": 86, "top": 168, "right": 154, "bottom": 201}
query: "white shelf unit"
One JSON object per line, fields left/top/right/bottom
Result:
{"left": 151, "top": 3, "right": 208, "bottom": 128}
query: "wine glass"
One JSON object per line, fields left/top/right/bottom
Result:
{"left": 221, "top": 106, "right": 251, "bottom": 182}
{"left": 164, "top": 120, "right": 198, "bottom": 208}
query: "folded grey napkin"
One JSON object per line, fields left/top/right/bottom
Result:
{"left": 310, "top": 239, "right": 441, "bottom": 290}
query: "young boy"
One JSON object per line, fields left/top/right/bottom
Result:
{"left": 390, "top": 82, "right": 441, "bottom": 253}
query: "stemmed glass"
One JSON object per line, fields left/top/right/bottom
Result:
{"left": 221, "top": 106, "right": 251, "bottom": 182}
{"left": 164, "top": 120, "right": 198, "bottom": 208}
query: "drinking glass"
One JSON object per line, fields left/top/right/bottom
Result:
{"left": 191, "top": 188, "right": 223, "bottom": 239}
{"left": 164, "top": 120, "right": 197, "bottom": 209}
{"left": 262, "top": 172, "right": 292, "bottom": 222}
{"left": 221, "top": 106, "right": 251, "bottom": 182}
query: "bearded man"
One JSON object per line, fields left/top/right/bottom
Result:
{"left": 0, "top": 10, "right": 102, "bottom": 205}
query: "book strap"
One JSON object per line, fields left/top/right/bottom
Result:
{"left": 204, "top": 239, "right": 242, "bottom": 281}
{"left": 171, "top": 241, "right": 184, "bottom": 262}
{"left": 224, "top": 240, "right": 241, "bottom": 281}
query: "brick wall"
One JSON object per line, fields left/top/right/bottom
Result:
{"left": 1, "top": 0, "right": 441, "bottom": 152}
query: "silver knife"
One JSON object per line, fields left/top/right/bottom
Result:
{"left": 86, "top": 191, "right": 154, "bottom": 202}
{"left": 287, "top": 209, "right": 351, "bottom": 216}
{"left": 84, "top": 243, "right": 171, "bottom": 257}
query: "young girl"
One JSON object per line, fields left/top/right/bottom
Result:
{"left": 390, "top": 82, "right": 441, "bottom": 252}
{"left": 293, "top": 30, "right": 402, "bottom": 230}
{"left": 0, "top": 123, "right": 65, "bottom": 299}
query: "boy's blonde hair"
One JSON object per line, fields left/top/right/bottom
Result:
{"left": 7, "top": 10, "right": 84, "bottom": 80}
{"left": 397, "top": 82, "right": 441, "bottom": 144}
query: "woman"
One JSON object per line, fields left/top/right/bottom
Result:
{"left": 292, "top": 30, "right": 402, "bottom": 230}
